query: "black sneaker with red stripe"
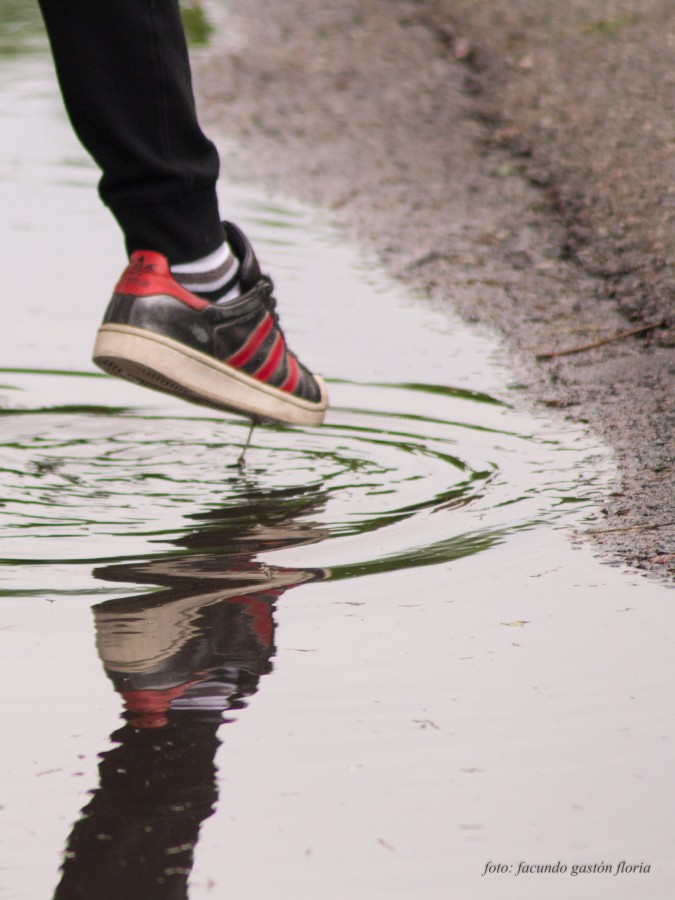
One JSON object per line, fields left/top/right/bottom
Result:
{"left": 93, "top": 222, "right": 328, "bottom": 425}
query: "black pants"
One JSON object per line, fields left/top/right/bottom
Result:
{"left": 38, "top": 0, "right": 224, "bottom": 263}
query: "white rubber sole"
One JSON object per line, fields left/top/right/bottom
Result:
{"left": 93, "top": 324, "right": 328, "bottom": 426}
{"left": 95, "top": 568, "right": 316, "bottom": 672}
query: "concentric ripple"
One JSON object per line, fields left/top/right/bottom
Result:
{"left": 0, "top": 369, "right": 605, "bottom": 595}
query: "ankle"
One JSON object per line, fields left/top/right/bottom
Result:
{"left": 171, "top": 241, "right": 240, "bottom": 302}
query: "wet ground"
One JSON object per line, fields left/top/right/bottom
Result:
{"left": 1, "top": 4, "right": 674, "bottom": 899}
{"left": 197, "top": 0, "right": 674, "bottom": 580}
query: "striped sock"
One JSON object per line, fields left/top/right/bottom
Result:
{"left": 171, "top": 241, "right": 241, "bottom": 302}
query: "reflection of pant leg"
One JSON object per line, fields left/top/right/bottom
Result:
{"left": 37, "top": 0, "right": 223, "bottom": 262}
{"left": 53, "top": 717, "right": 220, "bottom": 900}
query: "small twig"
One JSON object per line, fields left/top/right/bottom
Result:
{"left": 534, "top": 323, "right": 606, "bottom": 339}
{"left": 535, "top": 322, "right": 661, "bottom": 360}
{"left": 587, "top": 521, "right": 675, "bottom": 536}
{"left": 377, "top": 838, "right": 396, "bottom": 852}
{"left": 463, "top": 277, "right": 514, "bottom": 287}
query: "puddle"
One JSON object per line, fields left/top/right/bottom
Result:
{"left": 0, "top": 6, "right": 673, "bottom": 899}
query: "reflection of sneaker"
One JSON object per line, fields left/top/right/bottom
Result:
{"left": 94, "top": 562, "right": 317, "bottom": 678}
{"left": 94, "top": 562, "right": 325, "bottom": 729}
{"left": 92, "top": 222, "right": 328, "bottom": 426}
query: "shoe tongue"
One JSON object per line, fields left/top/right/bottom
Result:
{"left": 224, "top": 222, "right": 262, "bottom": 291}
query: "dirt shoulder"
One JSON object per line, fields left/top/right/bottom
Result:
{"left": 197, "top": 0, "right": 674, "bottom": 581}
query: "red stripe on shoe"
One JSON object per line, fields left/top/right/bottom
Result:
{"left": 254, "top": 333, "right": 285, "bottom": 382}
{"left": 227, "top": 594, "right": 280, "bottom": 647}
{"left": 115, "top": 251, "right": 209, "bottom": 310}
{"left": 227, "top": 313, "right": 274, "bottom": 368}
{"left": 280, "top": 354, "right": 299, "bottom": 393}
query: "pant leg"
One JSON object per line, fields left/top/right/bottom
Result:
{"left": 37, "top": 0, "right": 224, "bottom": 262}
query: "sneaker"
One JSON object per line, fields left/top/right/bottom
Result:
{"left": 92, "top": 222, "right": 328, "bottom": 426}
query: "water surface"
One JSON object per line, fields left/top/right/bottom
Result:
{"left": 1, "top": 7, "right": 673, "bottom": 900}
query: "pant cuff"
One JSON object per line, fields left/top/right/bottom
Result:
{"left": 112, "top": 186, "right": 225, "bottom": 263}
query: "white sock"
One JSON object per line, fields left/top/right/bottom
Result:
{"left": 171, "top": 242, "right": 240, "bottom": 301}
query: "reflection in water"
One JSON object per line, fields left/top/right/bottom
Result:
{"left": 0, "top": 0, "right": 210, "bottom": 54}
{"left": 0, "top": 7, "right": 622, "bottom": 893}
{"left": 0, "top": 0, "right": 47, "bottom": 56}
{"left": 1, "top": 375, "right": 581, "bottom": 587}
{"left": 54, "top": 485, "right": 327, "bottom": 899}
{"left": 179, "top": 0, "right": 214, "bottom": 47}
{"left": 54, "top": 718, "right": 220, "bottom": 900}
